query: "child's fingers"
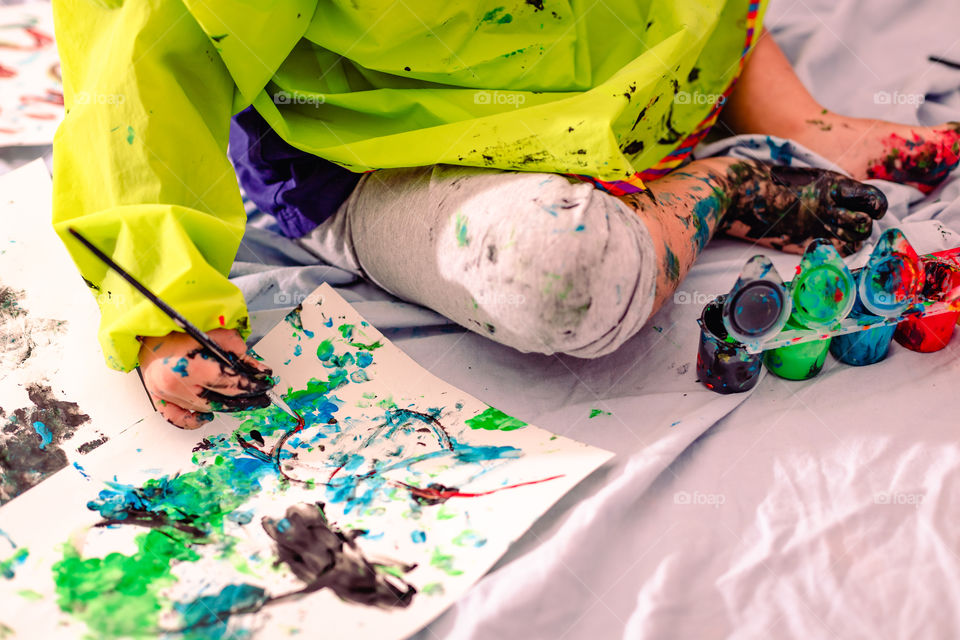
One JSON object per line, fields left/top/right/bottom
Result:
{"left": 831, "top": 178, "right": 888, "bottom": 218}
{"left": 151, "top": 393, "right": 214, "bottom": 430}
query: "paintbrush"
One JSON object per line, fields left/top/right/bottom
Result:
{"left": 930, "top": 55, "right": 960, "bottom": 71}
{"left": 68, "top": 227, "right": 302, "bottom": 424}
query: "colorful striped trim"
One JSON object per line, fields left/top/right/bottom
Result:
{"left": 586, "top": 0, "right": 763, "bottom": 194}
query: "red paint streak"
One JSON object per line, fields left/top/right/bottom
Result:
{"left": 24, "top": 112, "right": 57, "bottom": 120}
{"left": 394, "top": 475, "right": 565, "bottom": 501}
{"left": 24, "top": 27, "right": 54, "bottom": 49}
{"left": 20, "top": 91, "right": 63, "bottom": 106}
{"left": 328, "top": 463, "right": 345, "bottom": 482}
{"left": 0, "top": 64, "right": 16, "bottom": 79}
{"left": 833, "top": 288, "right": 844, "bottom": 303}
{"left": 218, "top": 314, "right": 225, "bottom": 326}
{"left": 867, "top": 129, "right": 960, "bottom": 193}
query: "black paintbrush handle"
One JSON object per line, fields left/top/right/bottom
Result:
{"left": 68, "top": 227, "right": 255, "bottom": 375}
{"left": 930, "top": 55, "right": 960, "bottom": 71}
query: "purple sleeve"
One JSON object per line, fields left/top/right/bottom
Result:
{"left": 229, "top": 107, "right": 363, "bottom": 238}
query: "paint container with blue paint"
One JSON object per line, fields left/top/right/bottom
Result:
{"left": 696, "top": 295, "right": 763, "bottom": 394}
{"left": 829, "top": 230, "right": 921, "bottom": 365}
{"left": 895, "top": 256, "right": 960, "bottom": 353}
{"left": 857, "top": 228, "right": 921, "bottom": 317}
{"left": 829, "top": 298, "right": 897, "bottom": 366}
{"left": 722, "top": 255, "right": 791, "bottom": 344}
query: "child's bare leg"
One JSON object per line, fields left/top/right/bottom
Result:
{"left": 722, "top": 31, "right": 960, "bottom": 193}
{"left": 620, "top": 157, "right": 887, "bottom": 314}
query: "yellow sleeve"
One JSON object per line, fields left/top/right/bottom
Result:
{"left": 51, "top": 0, "right": 248, "bottom": 371}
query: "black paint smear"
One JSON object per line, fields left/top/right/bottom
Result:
{"left": 263, "top": 502, "right": 416, "bottom": 608}
{"left": 656, "top": 80, "right": 683, "bottom": 145}
{"left": 407, "top": 482, "right": 460, "bottom": 506}
{"left": 76, "top": 436, "right": 108, "bottom": 454}
{"left": 622, "top": 140, "right": 644, "bottom": 155}
{"left": 525, "top": 0, "right": 544, "bottom": 10}
{"left": 192, "top": 438, "right": 214, "bottom": 452}
{"left": 95, "top": 507, "right": 207, "bottom": 539}
{"left": 0, "top": 286, "right": 26, "bottom": 319}
{"left": 687, "top": 67, "right": 700, "bottom": 82}
{"left": 0, "top": 383, "right": 91, "bottom": 505}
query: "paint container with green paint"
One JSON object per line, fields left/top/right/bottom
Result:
{"left": 762, "top": 318, "right": 832, "bottom": 380}
{"left": 788, "top": 239, "right": 857, "bottom": 330}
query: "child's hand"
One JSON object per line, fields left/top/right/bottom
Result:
{"left": 138, "top": 329, "right": 273, "bottom": 429}
{"left": 720, "top": 161, "right": 888, "bottom": 256}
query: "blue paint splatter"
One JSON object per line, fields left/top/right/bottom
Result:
{"left": 691, "top": 195, "right": 719, "bottom": 252}
{"left": 356, "top": 352, "right": 374, "bottom": 368}
{"left": 766, "top": 136, "right": 793, "bottom": 166}
{"left": 73, "top": 462, "right": 91, "bottom": 479}
{"left": 174, "top": 583, "right": 268, "bottom": 638}
{"left": 32, "top": 421, "right": 52, "bottom": 449}
{"left": 172, "top": 358, "right": 189, "bottom": 377}
{"left": 411, "top": 530, "right": 426, "bottom": 544}
{"left": 293, "top": 344, "right": 302, "bottom": 357}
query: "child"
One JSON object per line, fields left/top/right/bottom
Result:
{"left": 51, "top": 0, "right": 959, "bottom": 428}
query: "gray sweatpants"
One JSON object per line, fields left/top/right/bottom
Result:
{"left": 297, "top": 165, "right": 658, "bottom": 358}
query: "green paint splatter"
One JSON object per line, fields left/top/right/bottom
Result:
{"left": 479, "top": 6, "right": 512, "bottom": 25}
{"left": 17, "top": 589, "right": 43, "bottom": 600}
{"left": 430, "top": 548, "right": 463, "bottom": 576}
{"left": 452, "top": 530, "right": 487, "bottom": 547}
{"left": 465, "top": 406, "right": 527, "bottom": 431}
{"left": 349, "top": 340, "right": 383, "bottom": 351}
{"left": 589, "top": 409, "right": 611, "bottom": 418}
{"left": 53, "top": 531, "right": 199, "bottom": 638}
{"left": 316, "top": 339, "right": 334, "bottom": 361}
{"left": 421, "top": 582, "right": 444, "bottom": 595}
{"left": 125, "top": 126, "right": 134, "bottom": 145}
{"left": 337, "top": 323, "right": 355, "bottom": 339}
{"left": 436, "top": 505, "right": 456, "bottom": 520}
{"left": 454, "top": 211, "right": 469, "bottom": 247}
{"left": 0, "top": 548, "right": 28, "bottom": 579}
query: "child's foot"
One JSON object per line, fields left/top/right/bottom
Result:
{"left": 794, "top": 115, "right": 960, "bottom": 194}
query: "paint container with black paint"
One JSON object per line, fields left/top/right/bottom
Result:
{"left": 895, "top": 256, "right": 960, "bottom": 352}
{"left": 696, "top": 295, "right": 763, "bottom": 394}
{"left": 722, "top": 255, "right": 791, "bottom": 344}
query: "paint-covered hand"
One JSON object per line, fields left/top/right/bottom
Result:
{"left": 719, "top": 161, "right": 887, "bottom": 256}
{"left": 138, "top": 329, "right": 274, "bottom": 429}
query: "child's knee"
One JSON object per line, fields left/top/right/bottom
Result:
{"left": 440, "top": 178, "right": 657, "bottom": 357}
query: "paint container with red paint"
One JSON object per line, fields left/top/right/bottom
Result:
{"left": 895, "top": 256, "right": 960, "bottom": 352}
{"left": 697, "top": 295, "right": 763, "bottom": 394}
{"left": 857, "top": 228, "right": 921, "bottom": 317}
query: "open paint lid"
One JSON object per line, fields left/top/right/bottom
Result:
{"left": 858, "top": 228, "right": 921, "bottom": 316}
{"left": 722, "top": 255, "right": 791, "bottom": 343}
{"left": 789, "top": 239, "right": 857, "bottom": 329}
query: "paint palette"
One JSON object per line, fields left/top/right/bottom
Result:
{"left": 697, "top": 229, "right": 960, "bottom": 393}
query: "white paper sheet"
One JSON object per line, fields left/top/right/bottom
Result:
{"left": 0, "top": 161, "right": 613, "bottom": 639}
